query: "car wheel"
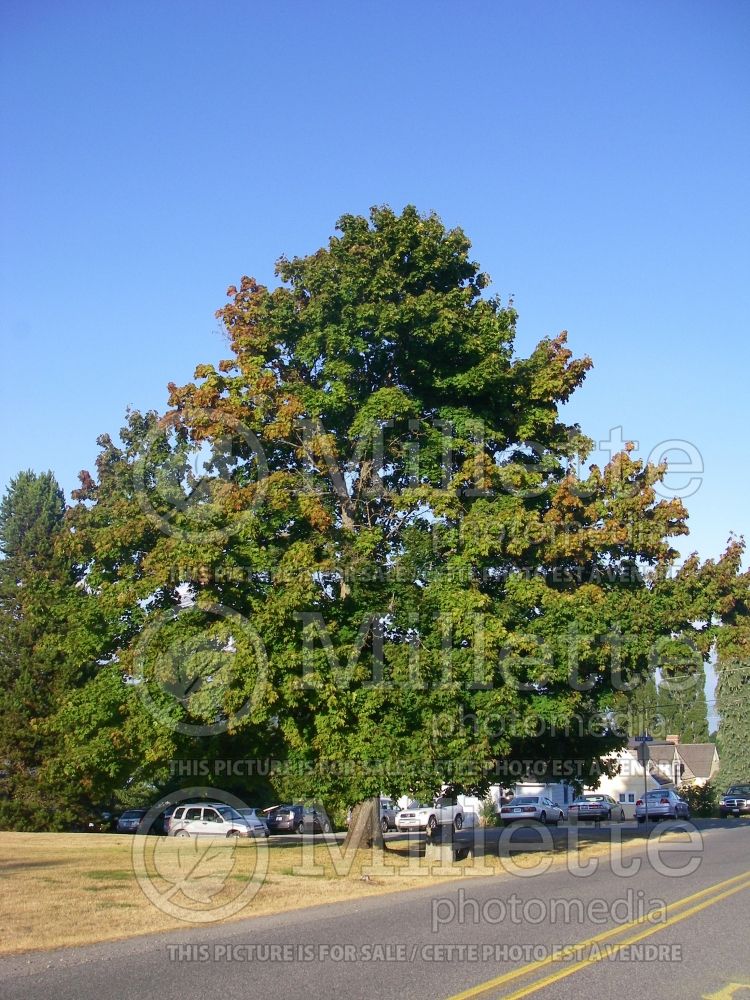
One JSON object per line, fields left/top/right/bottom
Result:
{"left": 619, "top": 809, "right": 625, "bottom": 821}
{"left": 295, "top": 822, "right": 304, "bottom": 834}
{"left": 539, "top": 811, "right": 546, "bottom": 824}
{"left": 175, "top": 830, "right": 190, "bottom": 838}
{"left": 606, "top": 810, "right": 612, "bottom": 822}
{"left": 637, "top": 817, "right": 645, "bottom": 824}
{"left": 427, "top": 815, "right": 437, "bottom": 833}
{"left": 226, "top": 829, "right": 241, "bottom": 839}
{"left": 323, "top": 821, "right": 331, "bottom": 833}
{"left": 381, "top": 818, "right": 389, "bottom": 834}
{"left": 454, "top": 814, "right": 463, "bottom": 831}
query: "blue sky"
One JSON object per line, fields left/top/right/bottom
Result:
{"left": 1, "top": 0, "right": 748, "bottom": 569}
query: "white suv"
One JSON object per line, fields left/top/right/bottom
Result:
{"left": 396, "top": 794, "right": 463, "bottom": 832}
{"left": 168, "top": 803, "right": 256, "bottom": 838}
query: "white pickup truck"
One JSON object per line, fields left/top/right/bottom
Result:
{"left": 395, "top": 793, "right": 463, "bottom": 832}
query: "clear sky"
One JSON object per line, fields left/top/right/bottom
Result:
{"left": 1, "top": 0, "right": 748, "bottom": 569}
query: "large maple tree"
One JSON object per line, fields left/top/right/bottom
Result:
{"left": 39, "top": 206, "right": 749, "bottom": 841}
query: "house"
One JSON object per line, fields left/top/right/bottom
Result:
{"left": 409, "top": 736, "right": 719, "bottom": 824}
{"left": 593, "top": 736, "right": 720, "bottom": 816}
{"left": 594, "top": 748, "right": 672, "bottom": 818}
{"left": 505, "top": 748, "right": 677, "bottom": 820}
{"left": 625, "top": 735, "right": 720, "bottom": 789}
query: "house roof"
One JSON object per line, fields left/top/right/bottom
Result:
{"left": 649, "top": 768, "right": 674, "bottom": 787}
{"left": 676, "top": 744, "right": 718, "bottom": 781}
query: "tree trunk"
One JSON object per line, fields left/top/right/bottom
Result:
{"left": 342, "top": 796, "right": 385, "bottom": 850}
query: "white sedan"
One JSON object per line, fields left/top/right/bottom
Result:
{"left": 500, "top": 795, "right": 564, "bottom": 825}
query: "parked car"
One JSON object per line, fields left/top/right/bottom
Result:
{"left": 116, "top": 808, "right": 149, "bottom": 834}
{"left": 302, "top": 804, "right": 333, "bottom": 834}
{"left": 719, "top": 784, "right": 750, "bottom": 818}
{"left": 265, "top": 804, "right": 304, "bottom": 833}
{"left": 395, "top": 795, "right": 464, "bottom": 833}
{"left": 567, "top": 794, "right": 625, "bottom": 822}
{"left": 168, "top": 803, "right": 258, "bottom": 838}
{"left": 346, "top": 798, "right": 399, "bottom": 832}
{"left": 157, "top": 804, "right": 177, "bottom": 836}
{"left": 265, "top": 803, "right": 333, "bottom": 834}
{"left": 499, "top": 795, "right": 564, "bottom": 825}
{"left": 237, "top": 807, "right": 270, "bottom": 837}
{"left": 379, "top": 798, "right": 399, "bottom": 832}
{"left": 635, "top": 789, "right": 690, "bottom": 822}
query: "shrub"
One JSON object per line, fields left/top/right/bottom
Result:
{"left": 479, "top": 796, "right": 500, "bottom": 827}
{"left": 678, "top": 781, "right": 718, "bottom": 817}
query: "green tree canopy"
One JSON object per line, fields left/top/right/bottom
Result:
{"left": 32, "top": 206, "right": 750, "bottom": 836}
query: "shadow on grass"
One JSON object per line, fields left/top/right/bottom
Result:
{"left": 380, "top": 819, "right": 702, "bottom": 862}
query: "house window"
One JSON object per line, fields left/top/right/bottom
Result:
{"left": 619, "top": 794, "right": 626, "bottom": 803}
{"left": 628, "top": 794, "right": 635, "bottom": 803}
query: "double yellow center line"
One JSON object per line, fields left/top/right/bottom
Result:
{"left": 448, "top": 869, "right": 750, "bottom": 999}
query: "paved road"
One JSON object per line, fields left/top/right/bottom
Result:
{"left": 2, "top": 820, "right": 749, "bottom": 999}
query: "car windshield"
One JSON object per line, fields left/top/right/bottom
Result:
{"left": 646, "top": 790, "right": 670, "bottom": 798}
{"left": 509, "top": 797, "right": 537, "bottom": 805}
{"left": 727, "top": 786, "right": 750, "bottom": 796}
{"left": 120, "top": 810, "right": 145, "bottom": 819}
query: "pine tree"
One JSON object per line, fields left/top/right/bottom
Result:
{"left": 716, "top": 624, "right": 750, "bottom": 787}
{"left": 657, "top": 635, "right": 709, "bottom": 742}
{"left": 0, "top": 471, "right": 74, "bottom": 828}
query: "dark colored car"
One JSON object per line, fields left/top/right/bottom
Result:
{"left": 116, "top": 808, "right": 149, "bottom": 834}
{"left": 302, "top": 804, "right": 332, "bottom": 834}
{"left": 265, "top": 803, "right": 333, "bottom": 834}
{"left": 720, "top": 785, "right": 750, "bottom": 818}
{"left": 115, "top": 804, "right": 175, "bottom": 835}
{"left": 157, "top": 804, "right": 177, "bottom": 835}
{"left": 265, "top": 804, "right": 304, "bottom": 833}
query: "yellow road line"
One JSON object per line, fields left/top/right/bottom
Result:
{"left": 500, "top": 876, "right": 750, "bottom": 999}
{"left": 702, "top": 984, "right": 750, "bottom": 999}
{"left": 448, "top": 870, "right": 750, "bottom": 1000}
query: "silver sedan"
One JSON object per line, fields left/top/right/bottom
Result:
{"left": 500, "top": 795, "right": 564, "bottom": 825}
{"left": 635, "top": 789, "right": 690, "bottom": 822}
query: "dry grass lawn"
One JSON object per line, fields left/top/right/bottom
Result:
{"left": 0, "top": 828, "right": 652, "bottom": 955}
